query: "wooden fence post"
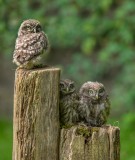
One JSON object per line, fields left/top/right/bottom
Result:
{"left": 60, "top": 125, "right": 120, "bottom": 160}
{"left": 13, "top": 67, "right": 60, "bottom": 160}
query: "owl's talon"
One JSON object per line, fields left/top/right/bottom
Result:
{"left": 78, "top": 123, "right": 87, "bottom": 128}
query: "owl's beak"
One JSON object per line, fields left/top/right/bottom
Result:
{"left": 66, "top": 88, "right": 69, "bottom": 92}
{"left": 96, "top": 93, "right": 98, "bottom": 100}
{"left": 33, "top": 28, "right": 36, "bottom": 33}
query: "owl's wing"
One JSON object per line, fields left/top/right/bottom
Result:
{"left": 72, "top": 93, "right": 80, "bottom": 108}
{"left": 105, "top": 96, "right": 111, "bottom": 116}
{"left": 96, "top": 96, "right": 110, "bottom": 126}
{"left": 13, "top": 32, "right": 49, "bottom": 64}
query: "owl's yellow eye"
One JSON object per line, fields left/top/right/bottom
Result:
{"left": 60, "top": 83, "right": 65, "bottom": 88}
{"left": 99, "top": 88, "right": 104, "bottom": 93}
{"left": 36, "top": 25, "right": 42, "bottom": 32}
{"left": 89, "top": 89, "right": 94, "bottom": 95}
{"left": 22, "top": 25, "right": 31, "bottom": 31}
{"left": 70, "top": 84, "right": 74, "bottom": 89}
{"left": 26, "top": 25, "right": 31, "bottom": 31}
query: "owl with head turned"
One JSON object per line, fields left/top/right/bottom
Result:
{"left": 13, "top": 19, "right": 49, "bottom": 69}
{"left": 59, "top": 79, "right": 79, "bottom": 127}
{"left": 78, "top": 81, "right": 110, "bottom": 127}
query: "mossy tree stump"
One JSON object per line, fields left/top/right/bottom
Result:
{"left": 60, "top": 125, "right": 120, "bottom": 160}
{"left": 13, "top": 67, "right": 60, "bottom": 160}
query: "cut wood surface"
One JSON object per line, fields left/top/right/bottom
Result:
{"left": 60, "top": 125, "right": 120, "bottom": 160}
{"left": 13, "top": 67, "right": 60, "bottom": 160}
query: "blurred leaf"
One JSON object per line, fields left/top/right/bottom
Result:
{"left": 81, "top": 38, "right": 96, "bottom": 55}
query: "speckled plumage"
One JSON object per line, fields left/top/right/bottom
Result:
{"left": 78, "top": 81, "right": 110, "bottom": 127}
{"left": 59, "top": 79, "right": 79, "bottom": 127}
{"left": 13, "top": 19, "right": 49, "bottom": 69}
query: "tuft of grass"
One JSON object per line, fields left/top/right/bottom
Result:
{"left": 0, "top": 119, "right": 13, "bottom": 160}
{"left": 109, "top": 114, "right": 135, "bottom": 160}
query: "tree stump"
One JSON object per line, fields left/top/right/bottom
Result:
{"left": 60, "top": 125, "right": 120, "bottom": 160}
{"left": 13, "top": 67, "right": 60, "bottom": 160}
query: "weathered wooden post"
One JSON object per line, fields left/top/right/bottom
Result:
{"left": 13, "top": 67, "right": 60, "bottom": 160}
{"left": 60, "top": 125, "right": 120, "bottom": 160}
{"left": 13, "top": 68, "right": 120, "bottom": 160}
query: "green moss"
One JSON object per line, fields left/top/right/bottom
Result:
{"left": 60, "top": 123, "right": 74, "bottom": 129}
{"left": 76, "top": 125, "right": 100, "bottom": 137}
{"left": 91, "top": 127, "right": 100, "bottom": 132}
{"left": 76, "top": 126, "right": 90, "bottom": 137}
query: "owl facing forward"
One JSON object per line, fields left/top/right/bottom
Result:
{"left": 59, "top": 79, "right": 79, "bottom": 127}
{"left": 78, "top": 81, "right": 110, "bottom": 127}
{"left": 13, "top": 19, "right": 49, "bottom": 69}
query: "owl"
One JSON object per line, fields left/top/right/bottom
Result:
{"left": 59, "top": 79, "right": 79, "bottom": 127}
{"left": 78, "top": 81, "right": 110, "bottom": 127}
{"left": 13, "top": 19, "right": 49, "bottom": 69}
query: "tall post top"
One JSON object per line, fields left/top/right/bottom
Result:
{"left": 16, "top": 67, "right": 60, "bottom": 72}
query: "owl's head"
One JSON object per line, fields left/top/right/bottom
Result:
{"left": 60, "top": 79, "right": 75, "bottom": 96}
{"left": 18, "top": 19, "right": 42, "bottom": 36}
{"left": 79, "top": 81, "right": 107, "bottom": 103}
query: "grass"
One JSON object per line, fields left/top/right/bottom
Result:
{"left": 119, "top": 114, "right": 135, "bottom": 160}
{"left": 0, "top": 119, "right": 13, "bottom": 160}
{"left": 109, "top": 114, "right": 135, "bottom": 160}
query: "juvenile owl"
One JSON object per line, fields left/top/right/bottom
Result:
{"left": 13, "top": 19, "right": 49, "bottom": 69}
{"left": 78, "top": 81, "right": 110, "bottom": 127}
{"left": 59, "top": 79, "right": 79, "bottom": 127}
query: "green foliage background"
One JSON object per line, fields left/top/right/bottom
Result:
{"left": 0, "top": 0, "right": 135, "bottom": 159}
